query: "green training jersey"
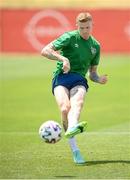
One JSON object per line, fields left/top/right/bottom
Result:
{"left": 52, "top": 30, "right": 100, "bottom": 77}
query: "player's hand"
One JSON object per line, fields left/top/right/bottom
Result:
{"left": 62, "top": 57, "right": 70, "bottom": 73}
{"left": 98, "top": 75, "right": 108, "bottom": 84}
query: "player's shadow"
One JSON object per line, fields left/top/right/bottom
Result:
{"left": 80, "top": 160, "right": 130, "bottom": 166}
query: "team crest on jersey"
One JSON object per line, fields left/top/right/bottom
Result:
{"left": 74, "top": 43, "right": 79, "bottom": 48}
{"left": 91, "top": 47, "right": 96, "bottom": 54}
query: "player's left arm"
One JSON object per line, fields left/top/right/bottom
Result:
{"left": 89, "top": 65, "right": 108, "bottom": 84}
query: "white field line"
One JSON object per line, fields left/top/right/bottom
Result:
{"left": 0, "top": 132, "right": 130, "bottom": 135}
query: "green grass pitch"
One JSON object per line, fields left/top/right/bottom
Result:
{"left": 0, "top": 54, "right": 130, "bottom": 179}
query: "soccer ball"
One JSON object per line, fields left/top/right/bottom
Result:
{"left": 39, "top": 120, "right": 62, "bottom": 144}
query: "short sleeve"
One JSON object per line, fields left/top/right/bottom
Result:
{"left": 52, "top": 32, "right": 70, "bottom": 50}
{"left": 91, "top": 45, "right": 100, "bottom": 66}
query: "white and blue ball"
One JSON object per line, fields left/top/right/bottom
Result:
{"left": 39, "top": 120, "right": 62, "bottom": 144}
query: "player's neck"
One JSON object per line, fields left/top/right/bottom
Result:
{"left": 79, "top": 32, "right": 90, "bottom": 40}
{"left": 81, "top": 34, "right": 90, "bottom": 40}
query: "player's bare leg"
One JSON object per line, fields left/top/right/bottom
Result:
{"left": 65, "top": 85, "right": 87, "bottom": 164}
{"left": 54, "top": 86, "right": 70, "bottom": 131}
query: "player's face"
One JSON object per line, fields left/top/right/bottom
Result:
{"left": 77, "top": 21, "right": 93, "bottom": 39}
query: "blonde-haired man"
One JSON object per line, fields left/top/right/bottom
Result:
{"left": 41, "top": 12, "right": 107, "bottom": 164}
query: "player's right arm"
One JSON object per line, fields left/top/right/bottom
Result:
{"left": 41, "top": 42, "right": 70, "bottom": 73}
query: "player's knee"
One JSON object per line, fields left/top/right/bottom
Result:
{"left": 60, "top": 104, "right": 70, "bottom": 115}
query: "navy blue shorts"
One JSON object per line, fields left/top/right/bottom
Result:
{"left": 52, "top": 72, "right": 89, "bottom": 95}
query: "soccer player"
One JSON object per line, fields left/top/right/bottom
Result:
{"left": 41, "top": 12, "right": 108, "bottom": 164}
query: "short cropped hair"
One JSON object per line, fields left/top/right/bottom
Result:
{"left": 76, "top": 12, "right": 92, "bottom": 23}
